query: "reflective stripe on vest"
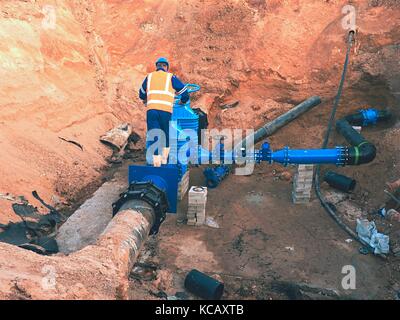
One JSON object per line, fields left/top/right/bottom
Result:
{"left": 146, "top": 71, "right": 175, "bottom": 113}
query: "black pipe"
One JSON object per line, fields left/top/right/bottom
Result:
{"left": 337, "top": 109, "right": 392, "bottom": 165}
{"left": 336, "top": 119, "right": 365, "bottom": 146}
{"left": 314, "top": 31, "right": 380, "bottom": 252}
{"left": 184, "top": 269, "right": 224, "bottom": 300}
{"left": 343, "top": 109, "right": 392, "bottom": 126}
{"left": 237, "top": 96, "right": 322, "bottom": 148}
{"left": 336, "top": 115, "right": 381, "bottom": 165}
{"left": 324, "top": 171, "right": 356, "bottom": 193}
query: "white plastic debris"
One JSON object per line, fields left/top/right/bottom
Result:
{"left": 345, "top": 239, "right": 353, "bottom": 243}
{"left": 356, "top": 219, "right": 377, "bottom": 244}
{"left": 0, "top": 193, "right": 16, "bottom": 201}
{"left": 205, "top": 217, "right": 219, "bottom": 229}
{"left": 356, "top": 219, "right": 390, "bottom": 255}
{"left": 285, "top": 246, "right": 295, "bottom": 251}
{"left": 100, "top": 123, "right": 132, "bottom": 151}
{"left": 370, "top": 233, "right": 390, "bottom": 255}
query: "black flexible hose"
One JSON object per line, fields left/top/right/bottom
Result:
{"left": 314, "top": 31, "right": 363, "bottom": 242}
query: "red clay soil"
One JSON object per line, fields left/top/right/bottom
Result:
{"left": 129, "top": 165, "right": 397, "bottom": 300}
{"left": 0, "top": 0, "right": 398, "bottom": 222}
{"left": 128, "top": 107, "right": 400, "bottom": 300}
{"left": 0, "top": 0, "right": 399, "bottom": 299}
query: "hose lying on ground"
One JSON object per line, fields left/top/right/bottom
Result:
{"left": 315, "top": 31, "right": 392, "bottom": 257}
{"left": 314, "top": 31, "right": 363, "bottom": 243}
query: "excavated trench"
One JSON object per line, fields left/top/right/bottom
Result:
{"left": 0, "top": 0, "right": 399, "bottom": 300}
{"left": 1, "top": 83, "right": 399, "bottom": 299}
{"left": 1, "top": 72, "right": 399, "bottom": 299}
{"left": 30, "top": 88, "right": 399, "bottom": 300}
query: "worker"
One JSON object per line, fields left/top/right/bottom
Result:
{"left": 139, "top": 57, "right": 189, "bottom": 161}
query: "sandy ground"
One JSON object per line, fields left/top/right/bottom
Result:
{"left": 0, "top": 0, "right": 399, "bottom": 300}
{"left": 125, "top": 106, "right": 400, "bottom": 300}
{"left": 127, "top": 166, "right": 398, "bottom": 300}
{"left": 1, "top": 0, "right": 399, "bottom": 225}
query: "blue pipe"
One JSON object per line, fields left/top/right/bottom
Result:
{"left": 201, "top": 143, "right": 346, "bottom": 188}
{"left": 254, "top": 142, "right": 346, "bottom": 166}
{"left": 267, "top": 147, "right": 346, "bottom": 166}
{"left": 200, "top": 145, "right": 346, "bottom": 167}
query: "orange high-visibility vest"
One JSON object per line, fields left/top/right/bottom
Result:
{"left": 146, "top": 70, "right": 175, "bottom": 113}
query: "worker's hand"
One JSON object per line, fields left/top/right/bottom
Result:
{"left": 179, "top": 100, "right": 185, "bottom": 105}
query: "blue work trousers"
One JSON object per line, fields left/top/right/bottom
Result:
{"left": 146, "top": 109, "right": 171, "bottom": 155}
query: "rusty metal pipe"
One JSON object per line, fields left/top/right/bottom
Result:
{"left": 0, "top": 202, "right": 157, "bottom": 299}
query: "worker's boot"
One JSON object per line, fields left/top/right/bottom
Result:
{"left": 153, "top": 155, "right": 162, "bottom": 167}
{"left": 162, "top": 147, "right": 170, "bottom": 165}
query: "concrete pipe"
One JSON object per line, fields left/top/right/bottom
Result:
{"left": 0, "top": 180, "right": 167, "bottom": 300}
{"left": 0, "top": 204, "right": 155, "bottom": 300}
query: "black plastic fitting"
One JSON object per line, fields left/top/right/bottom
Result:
{"left": 324, "top": 171, "right": 356, "bottom": 193}
{"left": 184, "top": 269, "right": 224, "bottom": 300}
{"left": 336, "top": 119, "right": 377, "bottom": 165}
{"left": 112, "top": 181, "right": 168, "bottom": 235}
{"left": 343, "top": 109, "right": 392, "bottom": 126}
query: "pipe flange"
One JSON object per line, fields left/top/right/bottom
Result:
{"left": 112, "top": 181, "right": 168, "bottom": 235}
{"left": 282, "top": 146, "right": 290, "bottom": 167}
{"left": 336, "top": 146, "right": 347, "bottom": 166}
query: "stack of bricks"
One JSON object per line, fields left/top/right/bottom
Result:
{"left": 178, "top": 171, "right": 190, "bottom": 201}
{"left": 292, "top": 164, "right": 314, "bottom": 204}
{"left": 187, "top": 186, "right": 207, "bottom": 226}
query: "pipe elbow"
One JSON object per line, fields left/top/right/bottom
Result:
{"left": 336, "top": 117, "right": 377, "bottom": 165}
{"left": 358, "top": 142, "right": 376, "bottom": 164}
{"left": 336, "top": 119, "right": 364, "bottom": 146}
{"left": 347, "top": 142, "right": 376, "bottom": 165}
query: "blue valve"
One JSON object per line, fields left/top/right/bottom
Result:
{"left": 360, "top": 109, "right": 379, "bottom": 126}
{"left": 203, "top": 165, "right": 231, "bottom": 189}
{"left": 186, "top": 83, "right": 201, "bottom": 94}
